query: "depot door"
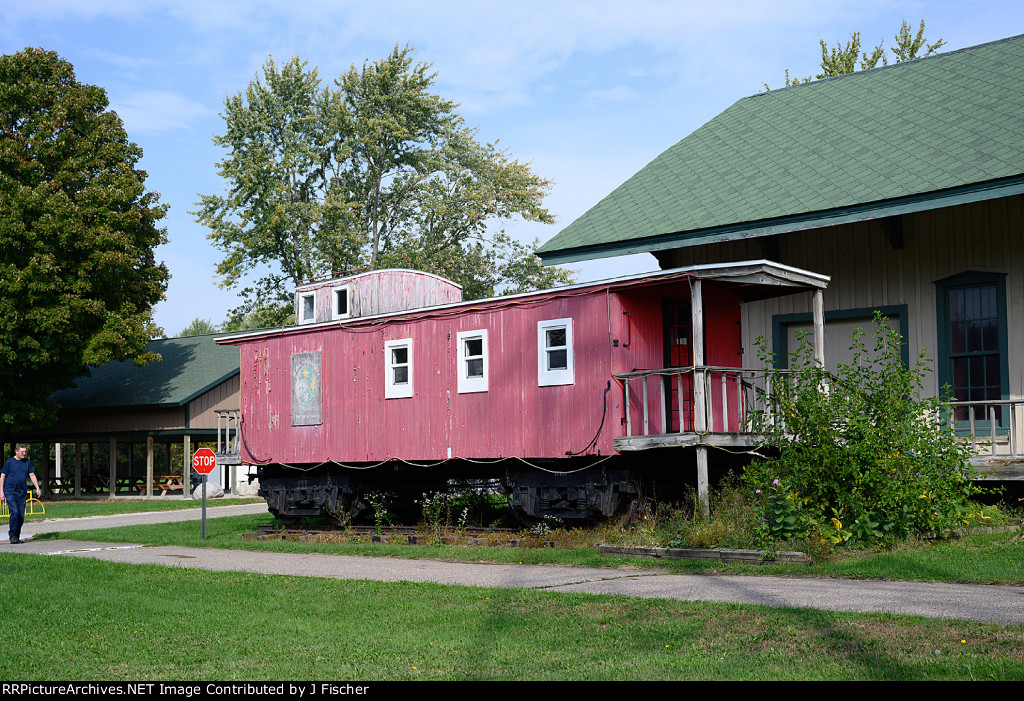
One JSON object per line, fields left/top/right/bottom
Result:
{"left": 663, "top": 301, "right": 693, "bottom": 432}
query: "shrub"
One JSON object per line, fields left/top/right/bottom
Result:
{"left": 745, "top": 314, "right": 984, "bottom": 545}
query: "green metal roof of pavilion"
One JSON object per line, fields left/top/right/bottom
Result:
{"left": 537, "top": 34, "right": 1024, "bottom": 265}
{"left": 48, "top": 334, "right": 240, "bottom": 410}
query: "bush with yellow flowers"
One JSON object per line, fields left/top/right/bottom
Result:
{"left": 745, "top": 314, "right": 988, "bottom": 546}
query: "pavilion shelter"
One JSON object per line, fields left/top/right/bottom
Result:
{"left": 4, "top": 334, "right": 241, "bottom": 499}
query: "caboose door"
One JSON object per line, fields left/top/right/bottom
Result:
{"left": 663, "top": 301, "right": 694, "bottom": 432}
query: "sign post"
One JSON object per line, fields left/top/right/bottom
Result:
{"left": 192, "top": 448, "right": 216, "bottom": 540}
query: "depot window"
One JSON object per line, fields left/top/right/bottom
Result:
{"left": 936, "top": 271, "right": 1009, "bottom": 427}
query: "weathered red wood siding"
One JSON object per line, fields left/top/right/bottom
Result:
{"left": 614, "top": 283, "right": 743, "bottom": 434}
{"left": 704, "top": 286, "right": 743, "bottom": 432}
{"left": 236, "top": 276, "right": 747, "bottom": 465}
{"left": 294, "top": 269, "right": 463, "bottom": 324}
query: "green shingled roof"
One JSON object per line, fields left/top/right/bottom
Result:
{"left": 49, "top": 334, "right": 239, "bottom": 409}
{"left": 538, "top": 34, "right": 1024, "bottom": 264}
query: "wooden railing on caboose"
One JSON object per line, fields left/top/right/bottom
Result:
{"left": 615, "top": 368, "right": 1024, "bottom": 478}
{"left": 614, "top": 366, "right": 790, "bottom": 449}
{"left": 215, "top": 409, "right": 242, "bottom": 466}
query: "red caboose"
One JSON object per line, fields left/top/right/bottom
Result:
{"left": 218, "top": 261, "right": 828, "bottom": 522}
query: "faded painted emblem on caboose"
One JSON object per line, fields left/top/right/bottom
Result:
{"left": 290, "top": 351, "right": 323, "bottom": 426}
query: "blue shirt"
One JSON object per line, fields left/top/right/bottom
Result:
{"left": 2, "top": 457, "right": 35, "bottom": 496}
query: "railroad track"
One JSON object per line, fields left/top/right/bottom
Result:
{"left": 242, "top": 523, "right": 547, "bottom": 545}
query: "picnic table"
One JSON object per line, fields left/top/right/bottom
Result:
{"left": 137, "top": 475, "right": 186, "bottom": 496}
{"left": 46, "top": 477, "right": 75, "bottom": 495}
{"left": 46, "top": 475, "right": 111, "bottom": 495}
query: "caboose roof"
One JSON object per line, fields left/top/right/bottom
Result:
{"left": 294, "top": 267, "right": 463, "bottom": 293}
{"left": 216, "top": 260, "right": 829, "bottom": 344}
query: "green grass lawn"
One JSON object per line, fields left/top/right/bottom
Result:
{"left": 2, "top": 553, "right": 1022, "bottom": 681}
{"left": 34, "top": 514, "right": 1024, "bottom": 585}
{"left": 18, "top": 497, "right": 263, "bottom": 520}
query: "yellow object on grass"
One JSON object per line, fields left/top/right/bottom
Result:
{"left": 0, "top": 490, "right": 45, "bottom": 519}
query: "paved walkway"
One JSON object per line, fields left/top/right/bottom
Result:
{"left": 5, "top": 505, "right": 1024, "bottom": 626}
{"left": 8, "top": 502, "right": 269, "bottom": 539}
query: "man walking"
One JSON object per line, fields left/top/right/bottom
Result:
{"left": 1, "top": 444, "right": 43, "bottom": 544}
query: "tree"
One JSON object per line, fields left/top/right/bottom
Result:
{"left": 195, "top": 45, "right": 571, "bottom": 312}
{"left": 219, "top": 302, "right": 293, "bottom": 333}
{"left": 0, "top": 48, "right": 169, "bottom": 431}
{"left": 766, "top": 20, "right": 946, "bottom": 89}
{"left": 177, "top": 318, "right": 219, "bottom": 337}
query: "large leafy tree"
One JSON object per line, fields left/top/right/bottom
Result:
{"left": 0, "top": 48, "right": 169, "bottom": 431}
{"left": 766, "top": 20, "right": 946, "bottom": 89}
{"left": 195, "top": 45, "right": 571, "bottom": 309}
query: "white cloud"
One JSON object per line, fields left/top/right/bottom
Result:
{"left": 87, "top": 48, "right": 160, "bottom": 70}
{"left": 109, "top": 90, "right": 214, "bottom": 134}
{"left": 586, "top": 85, "right": 641, "bottom": 103}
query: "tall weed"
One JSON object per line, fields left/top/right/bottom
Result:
{"left": 745, "top": 315, "right": 986, "bottom": 546}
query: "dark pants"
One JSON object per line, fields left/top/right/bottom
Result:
{"left": 5, "top": 491, "right": 26, "bottom": 539}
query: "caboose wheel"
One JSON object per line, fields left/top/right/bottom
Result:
{"left": 268, "top": 506, "right": 303, "bottom": 527}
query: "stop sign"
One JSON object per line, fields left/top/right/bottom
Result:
{"left": 192, "top": 447, "right": 217, "bottom": 475}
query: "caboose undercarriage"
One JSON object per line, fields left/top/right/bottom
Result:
{"left": 254, "top": 450, "right": 744, "bottom": 525}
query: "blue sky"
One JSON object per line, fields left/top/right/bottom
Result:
{"left": 3, "top": 1, "right": 1022, "bottom": 335}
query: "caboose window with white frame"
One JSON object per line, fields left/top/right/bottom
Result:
{"left": 384, "top": 338, "right": 413, "bottom": 398}
{"left": 457, "top": 329, "right": 488, "bottom": 393}
{"left": 537, "top": 318, "right": 574, "bottom": 386}
{"left": 332, "top": 285, "right": 351, "bottom": 320}
{"left": 299, "top": 292, "right": 316, "bottom": 324}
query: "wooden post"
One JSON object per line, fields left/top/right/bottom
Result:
{"left": 736, "top": 373, "right": 745, "bottom": 431}
{"left": 990, "top": 406, "right": 996, "bottom": 454}
{"left": 146, "top": 436, "right": 154, "bottom": 499}
{"left": 624, "top": 378, "right": 632, "bottom": 437}
{"left": 659, "top": 375, "right": 667, "bottom": 436}
{"left": 690, "top": 277, "right": 710, "bottom": 514}
{"left": 109, "top": 438, "right": 117, "bottom": 498}
{"left": 55, "top": 442, "right": 62, "bottom": 478}
{"left": 690, "top": 278, "right": 706, "bottom": 433}
{"left": 1011, "top": 404, "right": 1018, "bottom": 457}
{"left": 812, "top": 289, "right": 825, "bottom": 367}
{"left": 720, "top": 372, "right": 728, "bottom": 433}
{"left": 40, "top": 443, "right": 50, "bottom": 497}
{"left": 183, "top": 434, "right": 191, "bottom": 500}
{"left": 696, "top": 447, "right": 710, "bottom": 518}
{"left": 642, "top": 377, "right": 649, "bottom": 436}
{"left": 74, "top": 441, "right": 82, "bottom": 498}
{"left": 676, "top": 372, "right": 684, "bottom": 432}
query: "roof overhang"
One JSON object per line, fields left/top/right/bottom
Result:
{"left": 538, "top": 175, "right": 1024, "bottom": 266}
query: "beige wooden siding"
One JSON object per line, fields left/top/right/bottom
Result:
{"left": 187, "top": 374, "right": 241, "bottom": 429}
{"left": 783, "top": 314, "right": 902, "bottom": 374}
{"left": 664, "top": 196, "right": 1023, "bottom": 402}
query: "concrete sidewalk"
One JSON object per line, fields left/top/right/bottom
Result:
{"left": 6, "top": 502, "right": 270, "bottom": 540}
{"left": 6, "top": 531, "right": 1024, "bottom": 625}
